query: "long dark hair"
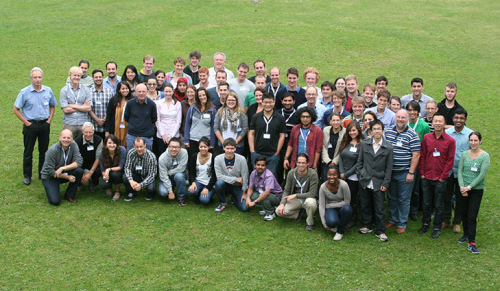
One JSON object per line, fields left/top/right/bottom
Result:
{"left": 338, "top": 121, "right": 363, "bottom": 152}
{"left": 122, "top": 65, "right": 141, "bottom": 85}
{"left": 111, "top": 82, "right": 133, "bottom": 106}
{"left": 195, "top": 88, "right": 214, "bottom": 113}
{"left": 101, "top": 134, "right": 122, "bottom": 169}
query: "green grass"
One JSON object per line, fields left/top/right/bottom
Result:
{"left": 1, "top": 0, "right": 499, "bottom": 289}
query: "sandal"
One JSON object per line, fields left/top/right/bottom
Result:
{"left": 112, "top": 191, "right": 121, "bottom": 201}
{"left": 105, "top": 189, "right": 112, "bottom": 197}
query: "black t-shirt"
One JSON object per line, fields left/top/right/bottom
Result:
{"left": 183, "top": 65, "right": 201, "bottom": 85}
{"left": 277, "top": 108, "right": 298, "bottom": 146}
{"left": 328, "top": 128, "right": 340, "bottom": 158}
{"left": 250, "top": 111, "right": 286, "bottom": 156}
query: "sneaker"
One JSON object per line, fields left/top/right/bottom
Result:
{"left": 457, "top": 235, "right": 468, "bottom": 244}
{"left": 259, "top": 210, "right": 267, "bottom": 216}
{"left": 431, "top": 229, "right": 441, "bottom": 239}
{"left": 376, "top": 233, "right": 389, "bottom": 242}
{"left": 124, "top": 193, "right": 134, "bottom": 202}
{"left": 178, "top": 198, "right": 187, "bottom": 206}
{"left": 359, "top": 227, "right": 373, "bottom": 234}
{"left": 468, "top": 243, "right": 480, "bottom": 254}
{"left": 418, "top": 224, "right": 430, "bottom": 234}
{"left": 333, "top": 233, "right": 344, "bottom": 241}
{"left": 264, "top": 213, "right": 276, "bottom": 221}
{"left": 145, "top": 193, "right": 154, "bottom": 201}
{"left": 215, "top": 204, "right": 227, "bottom": 213}
{"left": 23, "top": 177, "right": 31, "bottom": 185}
{"left": 306, "top": 224, "right": 315, "bottom": 231}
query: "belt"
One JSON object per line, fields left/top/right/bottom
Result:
{"left": 28, "top": 119, "right": 48, "bottom": 124}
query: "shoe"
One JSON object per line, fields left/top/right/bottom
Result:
{"left": 89, "top": 183, "right": 96, "bottom": 192}
{"left": 295, "top": 209, "right": 305, "bottom": 222}
{"left": 178, "top": 198, "right": 187, "bottom": 206}
{"left": 418, "top": 224, "right": 430, "bottom": 234}
{"left": 385, "top": 222, "right": 396, "bottom": 229}
{"left": 468, "top": 243, "right": 480, "bottom": 254}
{"left": 333, "top": 233, "right": 344, "bottom": 241}
{"left": 105, "top": 189, "right": 112, "bottom": 197}
{"left": 215, "top": 204, "right": 227, "bottom": 213}
{"left": 63, "top": 194, "right": 77, "bottom": 203}
{"left": 112, "top": 191, "right": 120, "bottom": 201}
{"left": 124, "top": 193, "right": 134, "bottom": 202}
{"left": 23, "top": 177, "right": 31, "bottom": 185}
{"left": 376, "top": 233, "right": 389, "bottom": 242}
{"left": 331, "top": 227, "right": 337, "bottom": 233}
{"left": 442, "top": 222, "right": 450, "bottom": 229}
{"left": 453, "top": 224, "right": 461, "bottom": 233}
{"left": 264, "top": 213, "right": 276, "bottom": 221}
{"left": 259, "top": 210, "right": 267, "bottom": 216}
{"left": 306, "top": 224, "right": 315, "bottom": 231}
{"left": 346, "top": 221, "right": 356, "bottom": 229}
{"left": 359, "top": 227, "right": 373, "bottom": 234}
{"left": 432, "top": 229, "right": 441, "bottom": 238}
{"left": 145, "top": 193, "right": 154, "bottom": 201}
{"left": 397, "top": 227, "right": 406, "bottom": 234}
{"left": 457, "top": 235, "right": 468, "bottom": 244}
{"left": 77, "top": 186, "right": 83, "bottom": 191}
{"left": 409, "top": 214, "right": 419, "bottom": 221}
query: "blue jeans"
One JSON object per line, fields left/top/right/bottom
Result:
{"left": 158, "top": 172, "right": 187, "bottom": 200}
{"left": 126, "top": 134, "right": 153, "bottom": 152}
{"left": 324, "top": 205, "right": 353, "bottom": 234}
{"left": 42, "top": 168, "right": 83, "bottom": 206}
{"left": 388, "top": 170, "right": 415, "bottom": 228}
{"left": 421, "top": 178, "right": 447, "bottom": 229}
{"left": 214, "top": 179, "right": 248, "bottom": 212}
{"left": 250, "top": 152, "right": 280, "bottom": 177}
{"left": 187, "top": 181, "right": 214, "bottom": 204}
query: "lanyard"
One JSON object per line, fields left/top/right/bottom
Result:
{"left": 294, "top": 173, "right": 307, "bottom": 194}
{"left": 409, "top": 120, "right": 418, "bottom": 131}
{"left": 121, "top": 102, "right": 127, "bottom": 123}
{"left": 68, "top": 84, "right": 81, "bottom": 103}
{"left": 270, "top": 83, "right": 281, "bottom": 97}
{"left": 281, "top": 109, "right": 296, "bottom": 123}
{"left": 263, "top": 115, "right": 273, "bottom": 133}
{"left": 62, "top": 149, "right": 69, "bottom": 166}
{"left": 300, "top": 128, "right": 310, "bottom": 148}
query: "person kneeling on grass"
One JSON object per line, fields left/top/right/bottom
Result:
{"left": 75, "top": 122, "right": 102, "bottom": 192}
{"left": 158, "top": 137, "right": 189, "bottom": 206}
{"left": 41, "top": 129, "right": 83, "bottom": 205}
{"left": 319, "top": 167, "right": 352, "bottom": 241}
{"left": 188, "top": 137, "right": 216, "bottom": 205}
{"left": 245, "top": 156, "right": 283, "bottom": 221}
{"left": 122, "top": 137, "right": 157, "bottom": 202}
{"left": 99, "top": 134, "right": 127, "bottom": 201}
{"left": 214, "top": 138, "right": 249, "bottom": 213}
{"left": 276, "top": 153, "right": 318, "bottom": 230}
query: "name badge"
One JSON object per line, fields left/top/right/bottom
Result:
{"left": 87, "top": 145, "right": 94, "bottom": 151}
{"left": 349, "top": 146, "right": 357, "bottom": 153}
{"left": 258, "top": 188, "right": 264, "bottom": 194}
{"left": 119, "top": 124, "right": 126, "bottom": 128}
{"left": 471, "top": 166, "right": 478, "bottom": 172}
{"left": 396, "top": 141, "right": 403, "bottom": 147}
{"left": 44, "top": 101, "right": 49, "bottom": 106}
{"left": 136, "top": 165, "right": 143, "bottom": 171}
{"left": 285, "top": 133, "right": 288, "bottom": 138}
{"left": 263, "top": 133, "right": 271, "bottom": 139}
{"left": 433, "top": 151, "right": 441, "bottom": 157}
{"left": 237, "top": 127, "right": 242, "bottom": 132}
{"left": 96, "top": 100, "right": 102, "bottom": 105}
{"left": 328, "top": 143, "right": 333, "bottom": 148}
{"left": 203, "top": 113, "right": 211, "bottom": 119}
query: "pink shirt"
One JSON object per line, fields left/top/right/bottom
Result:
{"left": 156, "top": 99, "right": 182, "bottom": 139}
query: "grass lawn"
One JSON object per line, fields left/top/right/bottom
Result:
{"left": 1, "top": 0, "right": 499, "bottom": 289}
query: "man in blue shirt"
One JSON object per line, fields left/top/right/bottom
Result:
{"left": 103, "top": 61, "right": 121, "bottom": 93}
{"left": 13, "top": 67, "right": 58, "bottom": 185}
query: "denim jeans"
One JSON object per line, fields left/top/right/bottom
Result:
{"left": 187, "top": 181, "right": 214, "bottom": 204}
{"left": 324, "top": 205, "right": 353, "bottom": 234}
{"left": 42, "top": 168, "right": 83, "bottom": 206}
{"left": 251, "top": 152, "right": 280, "bottom": 178}
{"left": 126, "top": 134, "right": 153, "bottom": 152}
{"left": 214, "top": 180, "right": 248, "bottom": 212}
{"left": 421, "top": 178, "right": 447, "bottom": 230}
{"left": 387, "top": 170, "right": 415, "bottom": 228}
{"left": 158, "top": 172, "right": 187, "bottom": 200}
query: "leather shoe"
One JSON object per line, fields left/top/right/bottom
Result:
{"left": 453, "top": 224, "right": 461, "bottom": 233}
{"left": 442, "top": 222, "right": 450, "bottom": 229}
{"left": 64, "top": 194, "right": 77, "bottom": 203}
{"left": 23, "top": 177, "right": 31, "bottom": 185}
{"left": 409, "top": 214, "right": 419, "bottom": 221}
{"left": 397, "top": 227, "right": 406, "bottom": 234}
{"left": 418, "top": 224, "right": 429, "bottom": 234}
{"left": 385, "top": 222, "right": 396, "bottom": 229}
{"left": 432, "top": 229, "right": 441, "bottom": 239}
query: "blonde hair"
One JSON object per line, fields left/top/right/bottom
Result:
{"left": 68, "top": 66, "right": 83, "bottom": 76}
{"left": 302, "top": 67, "right": 320, "bottom": 82}
{"left": 218, "top": 92, "right": 244, "bottom": 117}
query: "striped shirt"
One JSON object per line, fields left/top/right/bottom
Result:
{"left": 124, "top": 148, "right": 157, "bottom": 188}
{"left": 90, "top": 85, "right": 113, "bottom": 132}
{"left": 385, "top": 126, "right": 420, "bottom": 171}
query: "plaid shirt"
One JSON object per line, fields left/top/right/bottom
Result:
{"left": 91, "top": 85, "right": 113, "bottom": 132}
{"left": 124, "top": 148, "right": 157, "bottom": 188}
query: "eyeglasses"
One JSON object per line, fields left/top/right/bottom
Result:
{"left": 262, "top": 101, "right": 274, "bottom": 105}
{"left": 301, "top": 116, "right": 312, "bottom": 119}
{"left": 169, "top": 146, "right": 181, "bottom": 149}
{"left": 226, "top": 99, "right": 237, "bottom": 102}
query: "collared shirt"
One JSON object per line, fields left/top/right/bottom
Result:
{"left": 208, "top": 67, "right": 235, "bottom": 84}
{"left": 124, "top": 148, "right": 157, "bottom": 188}
{"left": 298, "top": 101, "right": 327, "bottom": 129}
{"left": 385, "top": 126, "right": 421, "bottom": 171}
{"left": 366, "top": 107, "right": 395, "bottom": 129}
{"left": 319, "top": 98, "right": 334, "bottom": 109}
{"left": 401, "top": 93, "right": 435, "bottom": 118}
{"left": 103, "top": 75, "right": 122, "bottom": 93}
{"left": 91, "top": 85, "right": 113, "bottom": 132}
{"left": 14, "top": 84, "right": 57, "bottom": 120}
{"left": 60, "top": 83, "right": 92, "bottom": 126}
{"left": 446, "top": 126, "right": 473, "bottom": 176}
{"left": 66, "top": 75, "right": 94, "bottom": 88}
{"left": 408, "top": 118, "right": 430, "bottom": 141}
{"left": 285, "top": 85, "right": 307, "bottom": 108}
{"left": 419, "top": 131, "right": 456, "bottom": 181}
{"left": 228, "top": 78, "right": 256, "bottom": 108}
{"left": 81, "top": 136, "right": 103, "bottom": 160}
{"left": 249, "top": 168, "right": 283, "bottom": 199}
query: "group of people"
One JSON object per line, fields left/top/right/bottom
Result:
{"left": 13, "top": 51, "right": 490, "bottom": 255}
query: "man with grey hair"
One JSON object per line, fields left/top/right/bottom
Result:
{"left": 124, "top": 83, "right": 157, "bottom": 151}
{"left": 60, "top": 66, "right": 92, "bottom": 138}
{"left": 14, "top": 67, "right": 58, "bottom": 185}
{"left": 75, "top": 122, "right": 103, "bottom": 191}
{"left": 297, "top": 86, "right": 327, "bottom": 129}
{"left": 208, "top": 52, "right": 234, "bottom": 84}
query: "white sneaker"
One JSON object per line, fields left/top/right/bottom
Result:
{"left": 264, "top": 213, "right": 276, "bottom": 221}
{"left": 259, "top": 210, "right": 266, "bottom": 216}
{"left": 333, "top": 233, "right": 344, "bottom": 241}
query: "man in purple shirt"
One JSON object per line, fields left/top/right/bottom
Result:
{"left": 245, "top": 156, "right": 283, "bottom": 221}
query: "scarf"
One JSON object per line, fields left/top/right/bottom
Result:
{"left": 221, "top": 107, "right": 240, "bottom": 132}
{"left": 174, "top": 77, "right": 188, "bottom": 102}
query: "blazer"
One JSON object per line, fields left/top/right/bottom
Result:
{"left": 356, "top": 137, "right": 394, "bottom": 190}
{"left": 321, "top": 126, "right": 345, "bottom": 165}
